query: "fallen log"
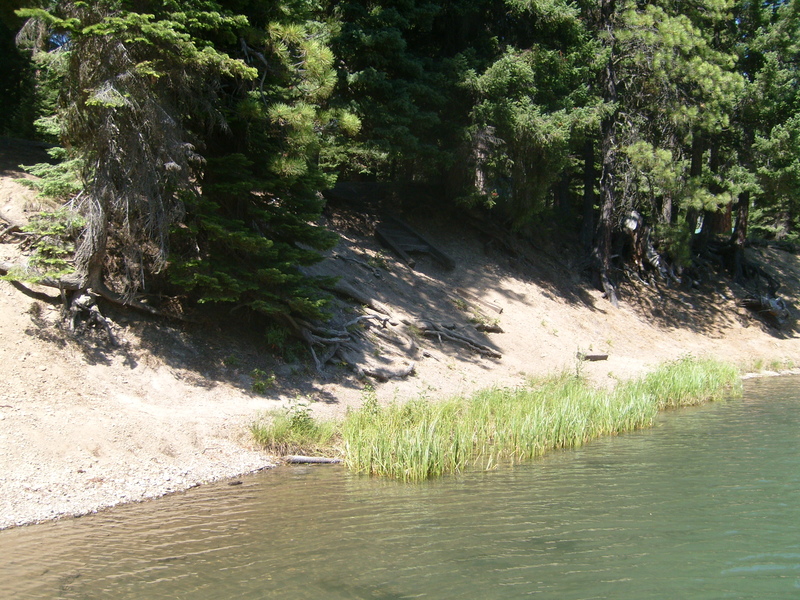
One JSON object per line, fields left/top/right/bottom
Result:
{"left": 284, "top": 455, "right": 342, "bottom": 464}
{"left": 577, "top": 352, "right": 608, "bottom": 362}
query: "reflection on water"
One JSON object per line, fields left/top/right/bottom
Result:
{"left": 2, "top": 376, "right": 800, "bottom": 599}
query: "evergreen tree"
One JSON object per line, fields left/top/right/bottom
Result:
{"left": 14, "top": 0, "right": 353, "bottom": 321}
{"left": 583, "top": 0, "right": 745, "bottom": 295}
{"left": 330, "top": 0, "right": 460, "bottom": 180}
{"left": 465, "top": 0, "right": 598, "bottom": 227}
{"left": 748, "top": 0, "right": 800, "bottom": 242}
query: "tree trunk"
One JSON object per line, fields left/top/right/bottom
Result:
{"left": 555, "top": 171, "right": 571, "bottom": 222}
{"left": 730, "top": 190, "right": 750, "bottom": 282}
{"left": 698, "top": 144, "right": 731, "bottom": 249}
{"left": 595, "top": 0, "right": 619, "bottom": 307}
{"left": 660, "top": 194, "right": 673, "bottom": 225}
{"left": 580, "top": 138, "right": 596, "bottom": 254}
{"left": 685, "top": 133, "right": 705, "bottom": 236}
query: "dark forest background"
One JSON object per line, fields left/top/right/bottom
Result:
{"left": 2, "top": 0, "right": 799, "bottom": 324}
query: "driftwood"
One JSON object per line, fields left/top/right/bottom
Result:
{"left": 0, "top": 223, "right": 22, "bottom": 241}
{"left": 333, "top": 252, "right": 382, "bottom": 278}
{"left": 355, "top": 359, "right": 415, "bottom": 382}
{"left": 325, "top": 278, "right": 391, "bottom": 316}
{"left": 739, "top": 295, "right": 789, "bottom": 327}
{"left": 404, "top": 319, "right": 502, "bottom": 358}
{"left": 376, "top": 225, "right": 416, "bottom": 267}
{"left": 577, "top": 352, "right": 608, "bottom": 362}
{"left": 284, "top": 455, "right": 342, "bottom": 464}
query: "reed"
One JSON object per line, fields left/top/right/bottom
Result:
{"left": 251, "top": 402, "right": 339, "bottom": 456}
{"left": 339, "top": 356, "right": 740, "bottom": 481}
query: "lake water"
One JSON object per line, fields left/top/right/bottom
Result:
{"left": 2, "top": 376, "right": 799, "bottom": 599}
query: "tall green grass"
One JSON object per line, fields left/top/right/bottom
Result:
{"left": 339, "top": 356, "right": 741, "bottom": 481}
{"left": 251, "top": 402, "right": 339, "bottom": 456}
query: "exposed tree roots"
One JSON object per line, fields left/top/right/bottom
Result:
{"left": 402, "top": 319, "right": 502, "bottom": 359}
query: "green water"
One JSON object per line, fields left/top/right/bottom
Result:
{"left": 2, "top": 376, "right": 800, "bottom": 599}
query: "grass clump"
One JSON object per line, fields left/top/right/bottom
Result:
{"left": 251, "top": 400, "right": 339, "bottom": 456}
{"left": 340, "top": 356, "right": 740, "bottom": 481}
{"left": 249, "top": 357, "right": 740, "bottom": 479}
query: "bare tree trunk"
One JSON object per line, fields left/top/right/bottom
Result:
{"left": 660, "top": 193, "right": 673, "bottom": 224}
{"left": 730, "top": 190, "right": 750, "bottom": 282}
{"left": 76, "top": 192, "right": 109, "bottom": 290}
{"left": 698, "top": 145, "right": 732, "bottom": 251}
{"left": 595, "top": 0, "right": 619, "bottom": 307}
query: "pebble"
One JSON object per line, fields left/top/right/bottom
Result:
{"left": 0, "top": 448, "right": 276, "bottom": 530}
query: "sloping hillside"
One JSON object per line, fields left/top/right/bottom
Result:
{"left": 2, "top": 139, "right": 800, "bottom": 528}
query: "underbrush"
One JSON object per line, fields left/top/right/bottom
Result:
{"left": 252, "top": 357, "right": 741, "bottom": 480}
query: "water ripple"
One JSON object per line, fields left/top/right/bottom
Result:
{"left": 2, "top": 377, "right": 800, "bottom": 599}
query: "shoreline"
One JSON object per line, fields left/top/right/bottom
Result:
{"left": 4, "top": 367, "right": 798, "bottom": 531}
{"left": 0, "top": 433, "right": 279, "bottom": 530}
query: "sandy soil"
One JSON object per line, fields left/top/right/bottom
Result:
{"left": 2, "top": 138, "right": 800, "bottom": 529}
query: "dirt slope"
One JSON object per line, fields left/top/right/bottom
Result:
{"left": 2, "top": 139, "right": 800, "bottom": 529}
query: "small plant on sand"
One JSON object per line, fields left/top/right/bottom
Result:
{"left": 468, "top": 309, "right": 500, "bottom": 329}
{"left": 767, "top": 358, "right": 793, "bottom": 372}
{"left": 223, "top": 354, "right": 241, "bottom": 368}
{"left": 367, "top": 250, "right": 390, "bottom": 271}
{"left": 452, "top": 297, "right": 469, "bottom": 311}
{"left": 251, "top": 368, "right": 276, "bottom": 394}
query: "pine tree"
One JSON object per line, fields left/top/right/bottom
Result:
{"left": 748, "top": 0, "right": 800, "bottom": 243}
{"left": 14, "top": 0, "right": 354, "bottom": 321}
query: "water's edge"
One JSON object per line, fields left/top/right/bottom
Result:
{"left": 5, "top": 368, "right": 798, "bottom": 531}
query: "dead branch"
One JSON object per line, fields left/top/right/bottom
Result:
{"left": 0, "top": 223, "right": 22, "bottom": 241}
{"left": 404, "top": 319, "right": 502, "bottom": 358}
{"left": 343, "top": 314, "right": 389, "bottom": 329}
{"left": 333, "top": 252, "right": 382, "bottom": 278}
{"left": 357, "top": 360, "right": 415, "bottom": 382}
{"left": 577, "top": 352, "right": 608, "bottom": 361}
